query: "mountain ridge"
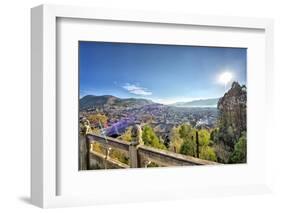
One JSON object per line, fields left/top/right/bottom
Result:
{"left": 80, "top": 95, "right": 154, "bottom": 110}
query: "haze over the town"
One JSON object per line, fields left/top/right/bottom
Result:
{"left": 79, "top": 41, "right": 246, "bottom": 104}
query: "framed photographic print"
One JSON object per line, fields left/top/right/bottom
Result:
{"left": 78, "top": 41, "right": 245, "bottom": 170}
{"left": 31, "top": 4, "right": 274, "bottom": 208}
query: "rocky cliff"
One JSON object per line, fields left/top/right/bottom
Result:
{"left": 217, "top": 82, "right": 247, "bottom": 149}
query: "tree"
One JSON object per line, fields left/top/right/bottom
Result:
{"left": 197, "top": 129, "right": 217, "bottom": 161}
{"left": 198, "top": 129, "right": 210, "bottom": 146}
{"left": 118, "top": 127, "right": 132, "bottom": 143}
{"left": 91, "top": 142, "right": 104, "bottom": 154}
{"left": 210, "top": 128, "right": 219, "bottom": 142}
{"left": 200, "top": 146, "right": 217, "bottom": 161}
{"left": 142, "top": 125, "right": 166, "bottom": 150}
{"left": 159, "top": 136, "right": 165, "bottom": 147}
{"left": 229, "top": 132, "right": 247, "bottom": 163}
{"left": 169, "top": 126, "right": 183, "bottom": 153}
{"left": 179, "top": 124, "right": 196, "bottom": 156}
{"left": 179, "top": 124, "right": 195, "bottom": 139}
{"left": 110, "top": 149, "right": 129, "bottom": 164}
{"left": 213, "top": 142, "right": 232, "bottom": 163}
{"left": 180, "top": 140, "right": 196, "bottom": 156}
{"left": 87, "top": 113, "right": 108, "bottom": 128}
{"left": 178, "top": 126, "right": 217, "bottom": 162}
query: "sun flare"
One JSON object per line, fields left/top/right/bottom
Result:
{"left": 219, "top": 72, "right": 233, "bottom": 85}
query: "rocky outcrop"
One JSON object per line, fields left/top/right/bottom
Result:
{"left": 217, "top": 82, "right": 247, "bottom": 149}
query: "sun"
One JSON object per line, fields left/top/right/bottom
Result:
{"left": 219, "top": 72, "right": 233, "bottom": 85}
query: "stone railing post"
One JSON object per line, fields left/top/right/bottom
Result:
{"left": 79, "top": 135, "right": 87, "bottom": 170}
{"left": 104, "top": 147, "right": 111, "bottom": 169}
{"left": 86, "top": 136, "right": 91, "bottom": 170}
{"left": 79, "top": 118, "right": 91, "bottom": 170}
{"left": 129, "top": 124, "right": 143, "bottom": 168}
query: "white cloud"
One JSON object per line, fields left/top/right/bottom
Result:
{"left": 122, "top": 83, "right": 152, "bottom": 96}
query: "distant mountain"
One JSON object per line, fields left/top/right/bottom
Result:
{"left": 170, "top": 98, "right": 219, "bottom": 108}
{"left": 80, "top": 95, "right": 154, "bottom": 110}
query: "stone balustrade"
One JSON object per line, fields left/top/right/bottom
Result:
{"left": 79, "top": 124, "right": 219, "bottom": 170}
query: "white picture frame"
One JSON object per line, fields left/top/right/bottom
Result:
{"left": 31, "top": 4, "right": 274, "bottom": 208}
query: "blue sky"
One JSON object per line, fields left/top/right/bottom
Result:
{"left": 79, "top": 41, "right": 246, "bottom": 104}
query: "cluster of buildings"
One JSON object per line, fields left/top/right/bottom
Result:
{"left": 80, "top": 103, "right": 218, "bottom": 140}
